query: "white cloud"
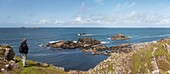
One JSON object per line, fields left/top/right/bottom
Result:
{"left": 115, "top": 2, "right": 136, "bottom": 11}
{"left": 70, "top": 11, "right": 170, "bottom": 25}
{"left": 71, "top": 16, "right": 92, "bottom": 24}
{"left": 34, "top": 19, "right": 50, "bottom": 24}
{"left": 94, "top": 0, "right": 104, "bottom": 5}
{"left": 31, "top": 11, "right": 170, "bottom": 26}
{"left": 54, "top": 20, "right": 64, "bottom": 25}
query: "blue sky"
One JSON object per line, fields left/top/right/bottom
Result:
{"left": 0, "top": 0, "right": 170, "bottom": 27}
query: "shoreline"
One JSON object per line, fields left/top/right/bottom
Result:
{"left": 87, "top": 37, "right": 170, "bottom": 73}
{"left": 1, "top": 37, "right": 170, "bottom": 74}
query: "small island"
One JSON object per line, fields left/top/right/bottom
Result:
{"left": 111, "top": 34, "right": 129, "bottom": 40}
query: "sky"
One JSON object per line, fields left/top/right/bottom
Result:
{"left": 0, "top": 0, "right": 170, "bottom": 27}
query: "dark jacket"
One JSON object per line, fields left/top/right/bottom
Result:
{"left": 19, "top": 42, "right": 29, "bottom": 54}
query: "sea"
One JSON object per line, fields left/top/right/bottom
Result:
{"left": 0, "top": 28, "right": 170, "bottom": 71}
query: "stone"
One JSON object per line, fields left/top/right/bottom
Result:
{"left": 68, "top": 70, "right": 80, "bottom": 74}
{"left": 0, "top": 46, "right": 15, "bottom": 61}
{"left": 36, "top": 62, "right": 49, "bottom": 67}
{"left": 9, "top": 60, "right": 19, "bottom": 69}
{"left": 56, "top": 67, "right": 65, "bottom": 71}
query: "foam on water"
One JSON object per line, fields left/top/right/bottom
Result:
{"left": 135, "top": 34, "right": 170, "bottom": 39}
{"left": 73, "top": 41, "right": 77, "bottom": 43}
{"left": 107, "top": 38, "right": 111, "bottom": 40}
{"left": 49, "top": 40, "right": 62, "bottom": 43}
{"left": 77, "top": 33, "right": 96, "bottom": 36}
{"left": 101, "top": 41, "right": 110, "bottom": 44}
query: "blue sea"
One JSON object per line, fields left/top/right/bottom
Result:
{"left": 0, "top": 28, "right": 170, "bottom": 71}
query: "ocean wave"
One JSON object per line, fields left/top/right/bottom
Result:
{"left": 135, "top": 34, "right": 170, "bottom": 39}
{"left": 39, "top": 44, "right": 46, "bottom": 47}
{"left": 107, "top": 38, "right": 111, "bottom": 40}
{"left": 31, "top": 53, "right": 51, "bottom": 56}
{"left": 73, "top": 41, "right": 77, "bottom": 43}
{"left": 128, "top": 36, "right": 137, "bottom": 38}
{"left": 77, "top": 33, "right": 96, "bottom": 36}
{"left": 49, "top": 40, "right": 62, "bottom": 43}
{"left": 108, "top": 36, "right": 135, "bottom": 40}
{"left": 101, "top": 41, "right": 110, "bottom": 44}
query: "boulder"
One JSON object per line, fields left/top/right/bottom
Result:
{"left": 35, "top": 62, "right": 49, "bottom": 67}
{"left": 0, "top": 45, "right": 15, "bottom": 61}
{"left": 9, "top": 60, "right": 19, "bottom": 69}
{"left": 68, "top": 70, "right": 81, "bottom": 74}
{"left": 111, "top": 34, "right": 129, "bottom": 40}
{"left": 91, "top": 45, "right": 107, "bottom": 51}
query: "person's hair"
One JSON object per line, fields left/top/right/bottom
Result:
{"left": 22, "top": 38, "right": 27, "bottom": 43}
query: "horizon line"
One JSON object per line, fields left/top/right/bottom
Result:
{"left": 1, "top": 26, "right": 170, "bottom": 28}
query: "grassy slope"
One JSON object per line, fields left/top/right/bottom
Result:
{"left": 0, "top": 45, "right": 68, "bottom": 74}
{"left": 131, "top": 39, "right": 170, "bottom": 73}
{"left": 89, "top": 38, "right": 170, "bottom": 74}
{"left": 8, "top": 56, "right": 68, "bottom": 74}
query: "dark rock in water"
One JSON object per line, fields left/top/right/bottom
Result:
{"left": 47, "top": 38, "right": 101, "bottom": 49}
{"left": 77, "top": 33, "right": 87, "bottom": 36}
{"left": 46, "top": 38, "right": 132, "bottom": 55}
{"left": 62, "top": 41, "right": 77, "bottom": 49}
{"left": 77, "top": 38, "right": 100, "bottom": 47}
{"left": 111, "top": 34, "right": 129, "bottom": 40}
{"left": 47, "top": 41, "right": 65, "bottom": 48}
{"left": 47, "top": 41, "right": 77, "bottom": 49}
{"left": 83, "top": 43, "right": 132, "bottom": 55}
{"left": 83, "top": 45, "right": 107, "bottom": 52}
{"left": 91, "top": 45, "right": 107, "bottom": 51}
{"left": 109, "top": 44, "right": 132, "bottom": 53}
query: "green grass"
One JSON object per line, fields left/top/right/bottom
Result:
{"left": 8, "top": 56, "right": 68, "bottom": 74}
{"left": 130, "top": 40, "right": 170, "bottom": 73}
{"left": 130, "top": 45, "right": 153, "bottom": 74}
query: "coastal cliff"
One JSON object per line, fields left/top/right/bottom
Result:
{"left": 88, "top": 38, "right": 170, "bottom": 74}
{"left": 0, "top": 45, "right": 68, "bottom": 74}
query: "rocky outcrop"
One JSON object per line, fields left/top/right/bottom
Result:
{"left": 163, "top": 44, "right": 170, "bottom": 54}
{"left": 88, "top": 38, "right": 170, "bottom": 74}
{"left": 0, "top": 45, "right": 68, "bottom": 74}
{"left": 77, "top": 38, "right": 101, "bottom": 47}
{"left": 47, "top": 38, "right": 101, "bottom": 49}
{"left": 0, "top": 45, "right": 18, "bottom": 73}
{"left": 109, "top": 44, "right": 132, "bottom": 53}
{"left": 111, "top": 34, "right": 129, "bottom": 40}
{"left": 82, "top": 45, "right": 107, "bottom": 52}
{"left": 0, "top": 45, "right": 15, "bottom": 61}
{"left": 82, "top": 44, "right": 132, "bottom": 55}
{"left": 46, "top": 37, "right": 133, "bottom": 55}
{"left": 47, "top": 41, "right": 77, "bottom": 49}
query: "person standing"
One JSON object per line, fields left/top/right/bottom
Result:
{"left": 19, "top": 38, "right": 29, "bottom": 67}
